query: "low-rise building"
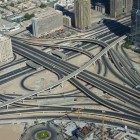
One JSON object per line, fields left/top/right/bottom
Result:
{"left": 63, "top": 15, "right": 71, "bottom": 27}
{"left": 77, "top": 126, "right": 93, "bottom": 140}
{"left": 0, "top": 35, "right": 13, "bottom": 63}
{"left": 0, "top": 22, "right": 20, "bottom": 33}
{"left": 17, "top": 2, "right": 36, "bottom": 11}
{"left": 95, "top": 3, "right": 105, "bottom": 14}
{"left": 7, "top": 15, "right": 24, "bottom": 22}
{"left": 0, "top": 7, "right": 13, "bottom": 17}
{"left": 77, "top": 126, "right": 94, "bottom": 140}
{"left": 6, "top": 6, "right": 21, "bottom": 13}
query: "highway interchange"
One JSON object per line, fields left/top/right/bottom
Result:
{"left": 0, "top": 16, "right": 140, "bottom": 132}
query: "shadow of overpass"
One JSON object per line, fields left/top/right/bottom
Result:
{"left": 103, "top": 18, "right": 130, "bottom": 37}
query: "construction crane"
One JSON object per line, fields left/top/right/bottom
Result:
{"left": 59, "top": 108, "right": 82, "bottom": 120}
{"left": 102, "top": 117, "right": 104, "bottom": 140}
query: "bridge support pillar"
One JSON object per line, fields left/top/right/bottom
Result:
{"left": 49, "top": 88, "right": 52, "bottom": 93}
{"left": 6, "top": 105, "right": 8, "bottom": 110}
{"left": 116, "top": 42, "right": 120, "bottom": 48}
{"left": 74, "top": 75, "right": 77, "bottom": 79}
{"left": 104, "top": 52, "right": 108, "bottom": 57}
{"left": 61, "top": 82, "right": 64, "bottom": 88}
{"left": 118, "top": 42, "right": 121, "bottom": 46}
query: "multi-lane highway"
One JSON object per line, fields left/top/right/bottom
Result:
{"left": 0, "top": 66, "right": 34, "bottom": 85}
{"left": 11, "top": 38, "right": 140, "bottom": 110}
{"left": 1, "top": 17, "right": 140, "bottom": 131}
{"left": 0, "top": 36, "right": 128, "bottom": 109}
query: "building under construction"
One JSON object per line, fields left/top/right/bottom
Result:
{"left": 74, "top": 0, "right": 91, "bottom": 30}
{"left": 32, "top": 8, "right": 63, "bottom": 37}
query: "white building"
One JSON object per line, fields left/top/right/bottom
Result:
{"left": 32, "top": 8, "right": 63, "bottom": 37}
{"left": 0, "top": 35, "right": 13, "bottom": 63}
{"left": 0, "top": 22, "right": 20, "bottom": 32}
{"left": 54, "top": 0, "right": 74, "bottom": 9}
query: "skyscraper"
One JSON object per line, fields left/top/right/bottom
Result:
{"left": 132, "top": 0, "right": 140, "bottom": 9}
{"left": 110, "top": 0, "right": 133, "bottom": 18}
{"left": 131, "top": 0, "right": 140, "bottom": 47}
{"left": 74, "top": 0, "right": 91, "bottom": 30}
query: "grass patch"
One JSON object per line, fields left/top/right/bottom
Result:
{"left": 37, "top": 131, "right": 49, "bottom": 139}
{"left": 122, "top": 39, "right": 133, "bottom": 49}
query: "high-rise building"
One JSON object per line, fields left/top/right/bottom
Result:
{"left": 131, "top": 0, "right": 140, "bottom": 47}
{"left": 32, "top": 8, "right": 63, "bottom": 37}
{"left": 110, "top": 0, "right": 133, "bottom": 18}
{"left": 132, "top": 0, "right": 140, "bottom": 9}
{"left": 0, "top": 35, "right": 13, "bottom": 63}
{"left": 74, "top": 0, "right": 91, "bottom": 30}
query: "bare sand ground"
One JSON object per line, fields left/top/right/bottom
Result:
{"left": 124, "top": 48, "right": 140, "bottom": 71}
{"left": 0, "top": 124, "right": 24, "bottom": 140}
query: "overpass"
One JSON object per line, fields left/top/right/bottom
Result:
{"left": 12, "top": 37, "right": 108, "bottom": 47}
{"left": 22, "top": 41, "right": 95, "bottom": 59}
{"left": 0, "top": 35, "right": 127, "bottom": 108}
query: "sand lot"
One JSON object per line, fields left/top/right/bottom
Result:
{"left": 0, "top": 124, "right": 24, "bottom": 140}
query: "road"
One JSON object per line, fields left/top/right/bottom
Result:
{"left": 0, "top": 36, "right": 127, "bottom": 108}
{"left": 1, "top": 36, "right": 140, "bottom": 120}
{"left": 1, "top": 16, "right": 140, "bottom": 131}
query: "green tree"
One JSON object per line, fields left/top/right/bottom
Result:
{"left": 10, "top": 3, "right": 14, "bottom": 7}
{"left": 40, "top": 3, "right": 47, "bottom": 8}
{"left": 24, "top": 13, "right": 34, "bottom": 20}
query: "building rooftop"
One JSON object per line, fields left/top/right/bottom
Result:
{"left": 34, "top": 7, "right": 62, "bottom": 19}
{"left": 0, "top": 19, "right": 11, "bottom": 27}
{"left": 0, "top": 22, "right": 20, "bottom": 32}
{"left": 0, "top": 35, "right": 9, "bottom": 42}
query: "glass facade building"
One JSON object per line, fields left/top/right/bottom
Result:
{"left": 131, "top": 0, "right": 140, "bottom": 47}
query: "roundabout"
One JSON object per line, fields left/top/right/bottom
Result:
{"left": 21, "top": 123, "right": 57, "bottom": 140}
